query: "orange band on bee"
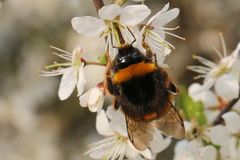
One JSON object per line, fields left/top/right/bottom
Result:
{"left": 113, "top": 62, "right": 156, "bottom": 84}
{"left": 143, "top": 112, "right": 158, "bottom": 121}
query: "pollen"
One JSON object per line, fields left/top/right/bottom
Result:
{"left": 113, "top": 62, "right": 156, "bottom": 84}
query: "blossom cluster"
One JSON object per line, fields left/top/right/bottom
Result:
{"left": 175, "top": 37, "right": 240, "bottom": 160}
{"left": 40, "top": 2, "right": 182, "bottom": 159}
{"left": 40, "top": 1, "right": 240, "bottom": 160}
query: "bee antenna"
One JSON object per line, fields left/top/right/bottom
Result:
{"left": 126, "top": 26, "right": 136, "bottom": 45}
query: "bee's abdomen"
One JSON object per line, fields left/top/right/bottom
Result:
{"left": 121, "top": 73, "right": 155, "bottom": 103}
{"left": 119, "top": 71, "right": 170, "bottom": 121}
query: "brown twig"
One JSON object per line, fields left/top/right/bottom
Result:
{"left": 212, "top": 98, "right": 239, "bottom": 125}
{"left": 81, "top": 58, "right": 106, "bottom": 67}
{"left": 92, "top": 0, "right": 104, "bottom": 11}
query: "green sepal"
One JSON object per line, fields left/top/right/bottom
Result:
{"left": 98, "top": 54, "right": 107, "bottom": 65}
{"left": 177, "top": 86, "right": 207, "bottom": 126}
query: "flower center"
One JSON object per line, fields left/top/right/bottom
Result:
{"left": 212, "top": 63, "right": 230, "bottom": 78}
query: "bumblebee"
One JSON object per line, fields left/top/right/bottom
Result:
{"left": 105, "top": 43, "right": 185, "bottom": 151}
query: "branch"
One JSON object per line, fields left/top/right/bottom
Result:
{"left": 212, "top": 98, "right": 239, "bottom": 125}
{"left": 81, "top": 58, "right": 106, "bottom": 67}
{"left": 92, "top": 0, "right": 104, "bottom": 11}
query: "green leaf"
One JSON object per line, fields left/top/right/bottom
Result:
{"left": 98, "top": 54, "right": 107, "bottom": 65}
{"left": 177, "top": 86, "right": 207, "bottom": 126}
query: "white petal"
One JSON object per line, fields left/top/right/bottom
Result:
{"left": 89, "top": 97, "right": 104, "bottom": 112}
{"left": 153, "top": 28, "right": 166, "bottom": 40}
{"left": 222, "top": 111, "right": 240, "bottom": 133}
{"left": 126, "top": 140, "right": 152, "bottom": 159}
{"left": 120, "top": 5, "right": 151, "bottom": 26}
{"left": 147, "top": 3, "right": 170, "bottom": 25}
{"left": 120, "top": 26, "right": 139, "bottom": 46}
{"left": 77, "top": 64, "right": 86, "bottom": 96}
{"left": 98, "top": 4, "right": 122, "bottom": 20}
{"left": 200, "top": 145, "right": 217, "bottom": 160}
{"left": 151, "top": 8, "right": 180, "bottom": 27}
{"left": 157, "top": 56, "right": 167, "bottom": 67}
{"left": 79, "top": 89, "right": 91, "bottom": 107}
{"left": 144, "top": 35, "right": 168, "bottom": 64}
{"left": 72, "top": 47, "right": 82, "bottom": 65}
{"left": 106, "top": 106, "right": 125, "bottom": 122}
{"left": 201, "top": 77, "right": 216, "bottom": 92}
{"left": 125, "top": 142, "right": 139, "bottom": 158}
{"left": 88, "top": 87, "right": 103, "bottom": 105}
{"left": 58, "top": 67, "right": 76, "bottom": 100}
{"left": 88, "top": 87, "right": 104, "bottom": 112}
{"left": 134, "top": 29, "right": 146, "bottom": 53}
{"left": 232, "top": 42, "right": 240, "bottom": 72}
{"left": 109, "top": 119, "right": 127, "bottom": 137}
{"left": 204, "top": 125, "right": 231, "bottom": 146}
{"left": 183, "top": 121, "right": 192, "bottom": 133}
{"left": 233, "top": 99, "right": 240, "bottom": 113}
{"left": 219, "top": 137, "right": 239, "bottom": 160}
{"left": 150, "top": 130, "right": 171, "bottom": 153}
{"left": 96, "top": 110, "right": 113, "bottom": 136}
{"left": 107, "top": 107, "right": 127, "bottom": 136}
{"left": 89, "top": 148, "right": 106, "bottom": 159}
{"left": 231, "top": 42, "right": 240, "bottom": 61}
{"left": 214, "top": 74, "right": 239, "bottom": 101}
{"left": 88, "top": 140, "right": 113, "bottom": 159}
{"left": 138, "top": 148, "right": 152, "bottom": 159}
{"left": 174, "top": 140, "right": 188, "bottom": 154}
{"left": 188, "top": 83, "right": 218, "bottom": 107}
{"left": 174, "top": 140, "right": 202, "bottom": 160}
{"left": 187, "top": 140, "right": 203, "bottom": 157}
{"left": 71, "top": 16, "right": 106, "bottom": 37}
{"left": 174, "top": 147, "right": 193, "bottom": 160}
{"left": 204, "top": 110, "right": 220, "bottom": 124}
{"left": 220, "top": 146, "right": 231, "bottom": 160}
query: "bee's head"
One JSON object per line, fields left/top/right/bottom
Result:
{"left": 113, "top": 45, "right": 144, "bottom": 70}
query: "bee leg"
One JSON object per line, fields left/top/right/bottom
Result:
{"left": 105, "top": 62, "right": 120, "bottom": 96}
{"left": 106, "top": 77, "right": 120, "bottom": 96}
{"left": 168, "top": 81, "right": 179, "bottom": 94}
{"left": 145, "top": 52, "right": 153, "bottom": 62}
{"left": 153, "top": 54, "right": 158, "bottom": 64}
{"left": 113, "top": 97, "right": 121, "bottom": 110}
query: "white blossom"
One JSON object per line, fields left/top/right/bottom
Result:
{"left": 79, "top": 85, "right": 104, "bottom": 112}
{"left": 39, "top": 46, "right": 86, "bottom": 100}
{"left": 188, "top": 83, "right": 220, "bottom": 123}
{"left": 72, "top": 4, "right": 151, "bottom": 36}
{"left": 205, "top": 111, "right": 240, "bottom": 160}
{"left": 188, "top": 37, "right": 240, "bottom": 101}
{"left": 72, "top": 4, "right": 151, "bottom": 59}
{"left": 214, "top": 73, "right": 239, "bottom": 101}
{"left": 141, "top": 3, "right": 183, "bottom": 66}
{"left": 188, "top": 83, "right": 218, "bottom": 108}
{"left": 174, "top": 140, "right": 217, "bottom": 160}
{"left": 86, "top": 106, "right": 171, "bottom": 160}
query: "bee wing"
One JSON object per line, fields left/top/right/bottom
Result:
{"left": 153, "top": 103, "right": 185, "bottom": 139}
{"left": 125, "top": 115, "right": 154, "bottom": 151}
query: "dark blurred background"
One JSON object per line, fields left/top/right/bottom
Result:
{"left": 0, "top": 0, "right": 239, "bottom": 159}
